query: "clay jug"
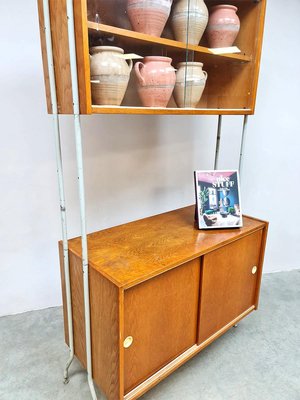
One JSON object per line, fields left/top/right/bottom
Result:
{"left": 171, "top": 0, "right": 208, "bottom": 45}
{"left": 90, "top": 46, "right": 133, "bottom": 106}
{"left": 174, "top": 62, "right": 207, "bottom": 108}
{"left": 134, "top": 56, "right": 176, "bottom": 107}
{"left": 127, "top": 0, "right": 173, "bottom": 37}
{"left": 207, "top": 5, "right": 240, "bottom": 48}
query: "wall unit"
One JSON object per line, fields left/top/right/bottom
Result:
{"left": 38, "top": 0, "right": 266, "bottom": 115}
{"left": 37, "top": 0, "right": 268, "bottom": 399}
{"left": 60, "top": 206, "right": 268, "bottom": 399}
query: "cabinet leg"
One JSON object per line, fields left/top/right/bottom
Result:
{"left": 233, "top": 324, "right": 238, "bottom": 328}
{"left": 63, "top": 354, "right": 74, "bottom": 384}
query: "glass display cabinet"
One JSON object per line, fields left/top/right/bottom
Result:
{"left": 38, "top": 0, "right": 266, "bottom": 115}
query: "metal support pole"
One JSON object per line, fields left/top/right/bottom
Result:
{"left": 239, "top": 115, "right": 249, "bottom": 177}
{"left": 66, "top": 0, "right": 97, "bottom": 398}
{"left": 42, "top": 0, "right": 74, "bottom": 383}
{"left": 214, "top": 115, "right": 223, "bottom": 170}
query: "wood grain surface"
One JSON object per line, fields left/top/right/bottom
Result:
{"left": 123, "top": 259, "right": 200, "bottom": 393}
{"left": 59, "top": 246, "right": 121, "bottom": 399}
{"left": 74, "top": 0, "right": 92, "bottom": 114}
{"left": 37, "top": 0, "right": 52, "bottom": 113}
{"left": 37, "top": 0, "right": 91, "bottom": 114}
{"left": 87, "top": 21, "right": 251, "bottom": 62}
{"left": 91, "top": 106, "right": 253, "bottom": 115}
{"left": 254, "top": 223, "right": 269, "bottom": 308}
{"left": 89, "top": 268, "right": 121, "bottom": 399}
{"left": 198, "top": 229, "right": 263, "bottom": 343}
{"left": 48, "top": 0, "right": 73, "bottom": 114}
{"left": 67, "top": 206, "right": 266, "bottom": 289}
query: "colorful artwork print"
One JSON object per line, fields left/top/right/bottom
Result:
{"left": 194, "top": 170, "right": 243, "bottom": 229}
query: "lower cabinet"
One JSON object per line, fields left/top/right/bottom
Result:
{"left": 60, "top": 208, "right": 268, "bottom": 400}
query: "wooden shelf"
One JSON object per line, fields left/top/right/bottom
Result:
{"left": 88, "top": 21, "right": 251, "bottom": 63}
{"left": 91, "top": 105, "right": 252, "bottom": 116}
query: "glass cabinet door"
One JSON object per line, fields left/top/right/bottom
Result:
{"left": 86, "top": 0, "right": 263, "bottom": 112}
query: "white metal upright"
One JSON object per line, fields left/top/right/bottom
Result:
{"left": 214, "top": 115, "right": 223, "bottom": 169}
{"left": 42, "top": 0, "right": 75, "bottom": 384}
{"left": 239, "top": 115, "right": 249, "bottom": 174}
{"left": 214, "top": 115, "right": 249, "bottom": 174}
{"left": 66, "top": 0, "right": 98, "bottom": 398}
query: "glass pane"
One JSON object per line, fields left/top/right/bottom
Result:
{"left": 87, "top": 0, "right": 186, "bottom": 109}
{"left": 86, "top": 1, "right": 254, "bottom": 111}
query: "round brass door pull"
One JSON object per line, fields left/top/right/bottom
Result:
{"left": 123, "top": 336, "right": 133, "bottom": 348}
{"left": 252, "top": 266, "right": 257, "bottom": 274}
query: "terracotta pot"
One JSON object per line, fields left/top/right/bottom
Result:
{"left": 127, "top": 0, "right": 173, "bottom": 37}
{"left": 171, "top": 0, "right": 208, "bottom": 45}
{"left": 206, "top": 5, "right": 240, "bottom": 48}
{"left": 90, "top": 46, "right": 133, "bottom": 106}
{"left": 134, "top": 56, "right": 176, "bottom": 107}
{"left": 174, "top": 62, "right": 207, "bottom": 108}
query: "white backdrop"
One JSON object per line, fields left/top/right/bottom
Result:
{"left": 0, "top": 0, "right": 299, "bottom": 316}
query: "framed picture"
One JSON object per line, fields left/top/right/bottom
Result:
{"left": 194, "top": 170, "right": 243, "bottom": 230}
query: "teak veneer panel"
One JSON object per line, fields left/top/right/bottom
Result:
{"left": 123, "top": 258, "right": 200, "bottom": 393}
{"left": 91, "top": 106, "right": 253, "bottom": 115}
{"left": 38, "top": 0, "right": 73, "bottom": 114}
{"left": 88, "top": 22, "right": 251, "bottom": 62}
{"left": 67, "top": 206, "right": 266, "bottom": 288}
{"left": 37, "top": 0, "right": 52, "bottom": 114}
{"left": 198, "top": 229, "right": 263, "bottom": 343}
{"left": 37, "top": 0, "right": 91, "bottom": 114}
{"left": 59, "top": 243, "right": 121, "bottom": 399}
{"left": 89, "top": 268, "right": 121, "bottom": 399}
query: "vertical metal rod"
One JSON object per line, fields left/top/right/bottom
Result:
{"left": 42, "top": 0, "right": 74, "bottom": 382}
{"left": 214, "top": 115, "right": 223, "bottom": 170}
{"left": 239, "top": 115, "right": 249, "bottom": 177}
{"left": 66, "top": 1, "right": 97, "bottom": 399}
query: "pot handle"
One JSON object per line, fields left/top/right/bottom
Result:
{"left": 134, "top": 62, "right": 146, "bottom": 85}
{"left": 203, "top": 71, "right": 208, "bottom": 80}
{"left": 127, "top": 58, "right": 133, "bottom": 72}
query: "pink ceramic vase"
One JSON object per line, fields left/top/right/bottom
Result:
{"left": 206, "top": 5, "right": 240, "bottom": 48}
{"left": 134, "top": 56, "right": 176, "bottom": 107}
{"left": 127, "top": 0, "right": 173, "bottom": 37}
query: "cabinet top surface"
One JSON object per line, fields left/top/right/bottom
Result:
{"left": 66, "top": 206, "right": 267, "bottom": 288}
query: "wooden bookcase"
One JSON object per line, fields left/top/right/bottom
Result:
{"left": 37, "top": 1, "right": 268, "bottom": 399}
{"left": 38, "top": 0, "right": 267, "bottom": 115}
{"left": 60, "top": 206, "right": 268, "bottom": 399}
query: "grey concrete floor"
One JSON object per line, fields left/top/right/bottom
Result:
{"left": 0, "top": 270, "right": 300, "bottom": 400}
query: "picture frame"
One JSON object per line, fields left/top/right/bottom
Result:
{"left": 194, "top": 170, "right": 243, "bottom": 230}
